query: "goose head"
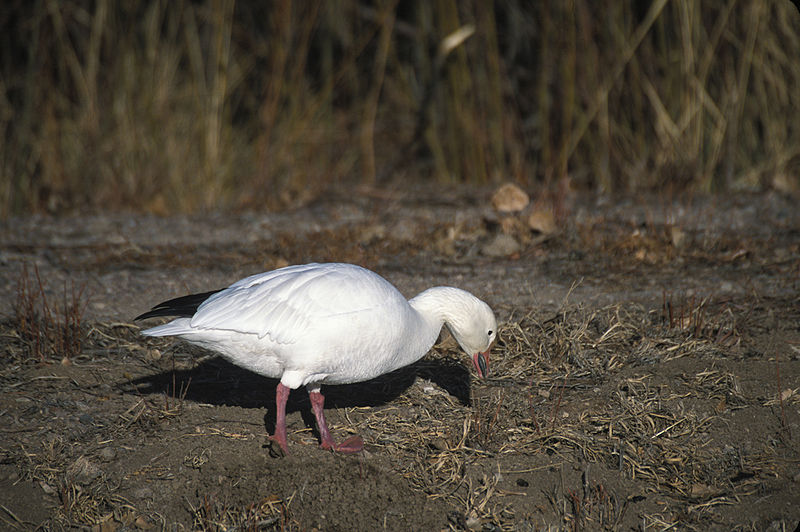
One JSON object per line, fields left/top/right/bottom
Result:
{"left": 444, "top": 292, "right": 498, "bottom": 378}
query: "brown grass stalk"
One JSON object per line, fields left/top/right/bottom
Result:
{"left": 3, "top": 2, "right": 798, "bottom": 215}
{"left": 13, "top": 265, "right": 88, "bottom": 362}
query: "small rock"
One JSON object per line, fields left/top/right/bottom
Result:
{"left": 67, "top": 456, "right": 101, "bottom": 484}
{"left": 500, "top": 215, "right": 523, "bottom": 235}
{"left": 690, "top": 482, "right": 714, "bottom": 498}
{"left": 132, "top": 487, "right": 154, "bottom": 499}
{"left": 107, "top": 233, "right": 127, "bottom": 245}
{"left": 392, "top": 218, "right": 420, "bottom": 243}
{"left": 772, "top": 173, "right": 797, "bottom": 194}
{"left": 491, "top": 183, "right": 530, "bottom": 213}
{"left": 527, "top": 207, "right": 557, "bottom": 235}
{"left": 430, "top": 438, "right": 449, "bottom": 451}
{"left": 100, "top": 447, "right": 116, "bottom": 461}
{"left": 715, "top": 398, "right": 726, "bottom": 414}
{"left": 670, "top": 226, "right": 687, "bottom": 248}
{"left": 134, "top": 515, "right": 154, "bottom": 530}
{"left": 359, "top": 224, "right": 386, "bottom": 245}
{"left": 273, "top": 257, "right": 290, "bottom": 269}
{"left": 465, "top": 512, "right": 482, "bottom": 531}
{"left": 92, "top": 513, "right": 117, "bottom": 532}
{"left": 434, "top": 232, "right": 457, "bottom": 256}
{"left": 482, "top": 234, "right": 521, "bottom": 257}
{"left": 766, "top": 520, "right": 788, "bottom": 532}
{"left": 39, "top": 480, "right": 57, "bottom": 495}
{"left": 453, "top": 210, "right": 488, "bottom": 241}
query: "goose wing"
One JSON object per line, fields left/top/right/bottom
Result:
{"left": 189, "top": 263, "right": 400, "bottom": 344}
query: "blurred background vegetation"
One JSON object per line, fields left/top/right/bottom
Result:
{"left": 1, "top": 0, "right": 799, "bottom": 216}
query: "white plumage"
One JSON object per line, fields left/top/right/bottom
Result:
{"left": 137, "top": 262, "right": 497, "bottom": 454}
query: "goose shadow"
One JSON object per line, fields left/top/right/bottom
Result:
{"left": 120, "top": 355, "right": 472, "bottom": 436}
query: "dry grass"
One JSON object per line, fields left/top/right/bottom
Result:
{"left": 189, "top": 492, "right": 301, "bottom": 532}
{"left": 2, "top": 1, "right": 799, "bottom": 216}
{"left": 1, "top": 296, "right": 796, "bottom": 529}
{"left": 320, "top": 296, "right": 795, "bottom": 530}
{"left": 11, "top": 264, "right": 88, "bottom": 362}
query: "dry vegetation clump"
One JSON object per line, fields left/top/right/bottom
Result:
{"left": 0, "top": 321, "right": 195, "bottom": 530}
{"left": 190, "top": 492, "right": 301, "bottom": 532}
{"left": 333, "top": 296, "right": 795, "bottom": 529}
{"left": 10, "top": 265, "right": 88, "bottom": 363}
{"left": 2, "top": 1, "right": 799, "bottom": 216}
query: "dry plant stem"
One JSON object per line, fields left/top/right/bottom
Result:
{"left": 13, "top": 264, "right": 87, "bottom": 361}
{"left": 566, "top": 0, "right": 668, "bottom": 159}
{"left": 163, "top": 368, "right": 191, "bottom": 415}
{"left": 360, "top": 0, "right": 397, "bottom": 183}
{"left": 527, "top": 375, "right": 541, "bottom": 433}
{"left": 775, "top": 355, "right": 787, "bottom": 430}
{"left": 550, "top": 375, "right": 567, "bottom": 430}
{"left": 5, "top": 2, "right": 800, "bottom": 214}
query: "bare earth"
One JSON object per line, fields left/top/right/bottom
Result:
{"left": 1, "top": 187, "right": 798, "bottom": 531}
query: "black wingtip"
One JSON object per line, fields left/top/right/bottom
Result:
{"left": 134, "top": 288, "right": 223, "bottom": 321}
{"left": 134, "top": 308, "right": 177, "bottom": 321}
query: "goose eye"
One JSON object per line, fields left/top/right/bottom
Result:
{"left": 488, "top": 330, "right": 493, "bottom": 337}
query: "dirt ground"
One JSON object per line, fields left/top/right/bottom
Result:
{"left": 1, "top": 186, "right": 798, "bottom": 531}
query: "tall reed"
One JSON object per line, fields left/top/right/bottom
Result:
{"left": 1, "top": 1, "right": 797, "bottom": 216}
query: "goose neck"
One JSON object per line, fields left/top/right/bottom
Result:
{"left": 409, "top": 286, "right": 461, "bottom": 326}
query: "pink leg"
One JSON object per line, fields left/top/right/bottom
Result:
{"left": 270, "top": 383, "right": 291, "bottom": 455}
{"left": 308, "top": 387, "right": 363, "bottom": 453}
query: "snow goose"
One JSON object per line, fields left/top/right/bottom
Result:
{"left": 135, "top": 262, "right": 497, "bottom": 454}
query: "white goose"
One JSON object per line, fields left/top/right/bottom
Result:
{"left": 136, "top": 262, "right": 497, "bottom": 454}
